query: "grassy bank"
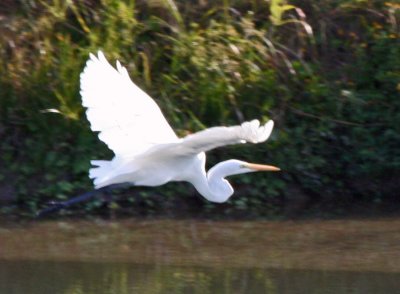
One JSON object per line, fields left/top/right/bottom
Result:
{"left": 0, "top": 0, "right": 399, "bottom": 218}
{"left": 2, "top": 218, "right": 400, "bottom": 272}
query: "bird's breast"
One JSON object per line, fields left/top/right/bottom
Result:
{"left": 130, "top": 146, "right": 204, "bottom": 186}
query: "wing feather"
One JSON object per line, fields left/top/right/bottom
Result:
{"left": 80, "top": 51, "right": 178, "bottom": 156}
{"left": 179, "top": 120, "right": 274, "bottom": 155}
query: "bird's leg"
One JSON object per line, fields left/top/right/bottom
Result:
{"left": 100, "top": 185, "right": 118, "bottom": 219}
{"left": 102, "top": 185, "right": 120, "bottom": 219}
{"left": 101, "top": 185, "right": 115, "bottom": 203}
{"left": 37, "top": 183, "right": 131, "bottom": 217}
{"left": 101, "top": 183, "right": 133, "bottom": 219}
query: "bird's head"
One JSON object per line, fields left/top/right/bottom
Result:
{"left": 210, "top": 159, "right": 280, "bottom": 178}
{"left": 238, "top": 160, "right": 280, "bottom": 175}
{"left": 240, "top": 161, "right": 281, "bottom": 173}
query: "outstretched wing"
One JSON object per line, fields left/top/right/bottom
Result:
{"left": 179, "top": 120, "right": 274, "bottom": 155}
{"left": 80, "top": 51, "right": 179, "bottom": 157}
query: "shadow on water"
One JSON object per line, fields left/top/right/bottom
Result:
{"left": 1, "top": 218, "right": 400, "bottom": 293}
{"left": 1, "top": 260, "right": 400, "bottom": 294}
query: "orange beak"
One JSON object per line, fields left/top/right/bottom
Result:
{"left": 243, "top": 163, "right": 281, "bottom": 172}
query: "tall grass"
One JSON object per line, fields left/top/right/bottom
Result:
{"left": 0, "top": 0, "right": 399, "bottom": 217}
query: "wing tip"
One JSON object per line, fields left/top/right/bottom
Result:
{"left": 261, "top": 119, "right": 274, "bottom": 142}
{"left": 97, "top": 50, "right": 106, "bottom": 60}
{"left": 88, "top": 50, "right": 105, "bottom": 61}
{"left": 241, "top": 118, "right": 274, "bottom": 143}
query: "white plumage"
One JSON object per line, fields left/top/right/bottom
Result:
{"left": 80, "top": 51, "right": 279, "bottom": 203}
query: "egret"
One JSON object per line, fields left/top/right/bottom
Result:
{"left": 39, "top": 51, "right": 279, "bottom": 215}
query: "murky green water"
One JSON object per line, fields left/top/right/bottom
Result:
{"left": 1, "top": 260, "right": 400, "bottom": 294}
{"left": 1, "top": 218, "right": 400, "bottom": 293}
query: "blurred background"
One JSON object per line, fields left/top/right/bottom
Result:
{"left": 1, "top": 1, "right": 400, "bottom": 293}
{"left": 0, "top": 0, "right": 399, "bottom": 219}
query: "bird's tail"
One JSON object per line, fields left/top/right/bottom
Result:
{"left": 89, "top": 160, "right": 112, "bottom": 187}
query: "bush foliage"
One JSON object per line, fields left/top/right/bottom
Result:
{"left": 0, "top": 0, "right": 399, "bottom": 218}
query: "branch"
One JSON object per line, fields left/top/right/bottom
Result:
{"left": 289, "top": 106, "right": 386, "bottom": 127}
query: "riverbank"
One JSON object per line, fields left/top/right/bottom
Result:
{"left": 1, "top": 0, "right": 399, "bottom": 218}
{"left": 1, "top": 217, "right": 399, "bottom": 273}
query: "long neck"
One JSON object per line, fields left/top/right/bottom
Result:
{"left": 191, "top": 160, "right": 235, "bottom": 203}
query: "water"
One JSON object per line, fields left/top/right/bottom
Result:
{"left": 1, "top": 219, "right": 400, "bottom": 293}
{"left": 1, "top": 260, "right": 400, "bottom": 293}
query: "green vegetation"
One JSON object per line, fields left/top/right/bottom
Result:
{"left": 0, "top": 0, "right": 399, "bottom": 218}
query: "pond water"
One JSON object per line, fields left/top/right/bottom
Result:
{"left": 1, "top": 260, "right": 400, "bottom": 294}
{"left": 1, "top": 218, "right": 400, "bottom": 293}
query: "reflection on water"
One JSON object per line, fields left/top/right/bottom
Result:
{"left": 1, "top": 218, "right": 400, "bottom": 293}
{"left": 1, "top": 260, "right": 400, "bottom": 294}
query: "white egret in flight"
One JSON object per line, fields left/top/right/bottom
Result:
{"left": 39, "top": 51, "right": 279, "bottom": 215}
